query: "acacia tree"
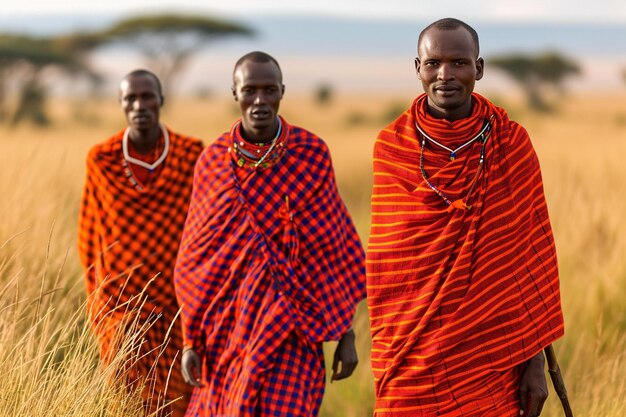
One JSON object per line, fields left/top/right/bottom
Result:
{"left": 0, "top": 14, "right": 252, "bottom": 125}
{"left": 489, "top": 51, "right": 581, "bottom": 111}
{"left": 99, "top": 14, "right": 253, "bottom": 93}
{"left": 0, "top": 35, "right": 100, "bottom": 126}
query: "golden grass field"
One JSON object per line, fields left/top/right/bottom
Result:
{"left": 1, "top": 90, "right": 626, "bottom": 416}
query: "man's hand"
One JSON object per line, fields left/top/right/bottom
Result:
{"left": 181, "top": 348, "right": 203, "bottom": 387}
{"left": 519, "top": 351, "right": 548, "bottom": 417}
{"left": 331, "top": 329, "right": 358, "bottom": 381}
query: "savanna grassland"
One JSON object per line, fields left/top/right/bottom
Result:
{"left": 1, "top": 91, "right": 625, "bottom": 416}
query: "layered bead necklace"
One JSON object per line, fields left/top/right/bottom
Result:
{"left": 231, "top": 117, "right": 286, "bottom": 170}
{"left": 417, "top": 115, "right": 494, "bottom": 212}
{"left": 122, "top": 124, "right": 169, "bottom": 191}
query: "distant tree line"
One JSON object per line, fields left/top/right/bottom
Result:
{"left": 3, "top": 15, "right": 621, "bottom": 126}
{"left": 0, "top": 14, "right": 252, "bottom": 126}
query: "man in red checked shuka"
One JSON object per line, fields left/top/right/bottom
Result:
{"left": 173, "top": 51, "right": 366, "bottom": 417}
{"left": 367, "top": 18, "right": 564, "bottom": 417}
{"left": 78, "top": 69, "right": 202, "bottom": 417}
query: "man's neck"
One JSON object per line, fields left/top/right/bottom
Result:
{"left": 427, "top": 101, "right": 473, "bottom": 122}
{"left": 128, "top": 125, "right": 161, "bottom": 154}
{"left": 240, "top": 120, "right": 279, "bottom": 144}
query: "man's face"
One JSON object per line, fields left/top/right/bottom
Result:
{"left": 415, "top": 27, "right": 483, "bottom": 121}
{"left": 119, "top": 74, "right": 162, "bottom": 133}
{"left": 232, "top": 60, "right": 284, "bottom": 142}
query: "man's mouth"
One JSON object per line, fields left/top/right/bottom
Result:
{"left": 133, "top": 114, "right": 151, "bottom": 122}
{"left": 251, "top": 109, "right": 270, "bottom": 120}
{"left": 435, "top": 85, "right": 458, "bottom": 92}
{"left": 434, "top": 85, "right": 460, "bottom": 97}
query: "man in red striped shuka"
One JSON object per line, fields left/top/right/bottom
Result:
{"left": 173, "top": 51, "right": 366, "bottom": 416}
{"left": 367, "top": 18, "right": 564, "bottom": 417}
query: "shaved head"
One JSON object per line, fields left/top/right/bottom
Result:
{"left": 418, "top": 18, "right": 480, "bottom": 58}
{"left": 121, "top": 69, "right": 163, "bottom": 97}
{"left": 232, "top": 51, "right": 282, "bottom": 84}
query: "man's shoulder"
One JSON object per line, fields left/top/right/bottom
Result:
{"left": 87, "top": 129, "right": 125, "bottom": 161}
{"left": 168, "top": 128, "right": 204, "bottom": 149}
{"left": 288, "top": 124, "right": 329, "bottom": 152}
{"left": 194, "top": 133, "right": 230, "bottom": 168}
{"left": 375, "top": 108, "right": 414, "bottom": 147}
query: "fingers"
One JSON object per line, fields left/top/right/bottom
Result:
{"left": 332, "top": 329, "right": 358, "bottom": 381}
{"left": 182, "top": 350, "right": 203, "bottom": 387}
{"left": 519, "top": 387, "right": 527, "bottom": 415}
{"left": 537, "top": 397, "right": 545, "bottom": 416}
{"left": 331, "top": 354, "right": 339, "bottom": 383}
{"left": 519, "top": 352, "right": 548, "bottom": 416}
{"left": 331, "top": 350, "right": 358, "bottom": 381}
{"left": 520, "top": 388, "right": 548, "bottom": 416}
{"left": 333, "top": 357, "right": 358, "bottom": 381}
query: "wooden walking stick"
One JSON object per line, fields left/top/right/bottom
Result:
{"left": 544, "top": 344, "right": 574, "bottom": 417}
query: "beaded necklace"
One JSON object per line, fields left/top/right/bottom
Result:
{"left": 418, "top": 116, "right": 493, "bottom": 212}
{"left": 122, "top": 125, "right": 168, "bottom": 191}
{"left": 123, "top": 124, "right": 169, "bottom": 170}
{"left": 231, "top": 117, "right": 286, "bottom": 169}
{"left": 415, "top": 117, "right": 491, "bottom": 161}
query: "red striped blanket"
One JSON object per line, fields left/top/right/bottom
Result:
{"left": 367, "top": 93, "right": 564, "bottom": 416}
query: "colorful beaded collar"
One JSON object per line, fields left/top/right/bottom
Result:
{"left": 230, "top": 117, "right": 287, "bottom": 169}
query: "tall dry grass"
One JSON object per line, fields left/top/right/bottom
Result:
{"left": 1, "top": 91, "right": 625, "bottom": 416}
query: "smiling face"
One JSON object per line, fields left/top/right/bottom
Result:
{"left": 232, "top": 59, "right": 285, "bottom": 143}
{"left": 416, "top": 26, "right": 484, "bottom": 121}
{"left": 119, "top": 73, "right": 163, "bottom": 138}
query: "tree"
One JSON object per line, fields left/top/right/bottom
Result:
{"left": 0, "top": 35, "right": 100, "bottom": 126}
{"left": 314, "top": 83, "right": 334, "bottom": 106}
{"left": 0, "top": 13, "right": 252, "bottom": 125}
{"left": 489, "top": 51, "right": 581, "bottom": 111}
{"left": 98, "top": 14, "right": 253, "bottom": 93}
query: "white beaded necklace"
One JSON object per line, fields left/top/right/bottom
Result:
{"left": 414, "top": 118, "right": 491, "bottom": 161}
{"left": 122, "top": 124, "right": 170, "bottom": 170}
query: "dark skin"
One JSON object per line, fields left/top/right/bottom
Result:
{"left": 231, "top": 59, "right": 285, "bottom": 144}
{"left": 416, "top": 26, "right": 548, "bottom": 416}
{"left": 119, "top": 73, "right": 164, "bottom": 154}
{"left": 415, "top": 27, "right": 483, "bottom": 122}
{"left": 181, "top": 57, "right": 358, "bottom": 387}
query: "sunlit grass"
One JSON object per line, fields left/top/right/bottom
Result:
{"left": 1, "top": 92, "right": 625, "bottom": 416}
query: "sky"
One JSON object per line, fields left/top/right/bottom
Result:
{"left": 1, "top": 0, "right": 626, "bottom": 23}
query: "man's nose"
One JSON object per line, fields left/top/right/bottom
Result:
{"left": 437, "top": 64, "right": 454, "bottom": 80}
{"left": 133, "top": 98, "right": 145, "bottom": 110}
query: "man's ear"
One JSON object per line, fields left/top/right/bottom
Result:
{"left": 231, "top": 85, "right": 238, "bottom": 101}
{"left": 281, "top": 84, "right": 285, "bottom": 98}
{"left": 160, "top": 95, "right": 165, "bottom": 107}
{"left": 415, "top": 57, "right": 421, "bottom": 80}
{"left": 475, "top": 57, "right": 485, "bottom": 81}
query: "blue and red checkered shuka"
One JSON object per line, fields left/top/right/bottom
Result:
{"left": 174, "top": 118, "right": 366, "bottom": 417}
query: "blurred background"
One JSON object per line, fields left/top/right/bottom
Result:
{"left": 0, "top": 1, "right": 625, "bottom": 416}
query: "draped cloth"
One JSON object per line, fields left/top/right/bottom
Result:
{"left": 174, "top": 117, "right": 366, "bottom": 417}
{"left": 367, "top": 94, "right": 564, "bottom": 416}
{"left": 78, "top": 127, "right": 203, "bottom": 417}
